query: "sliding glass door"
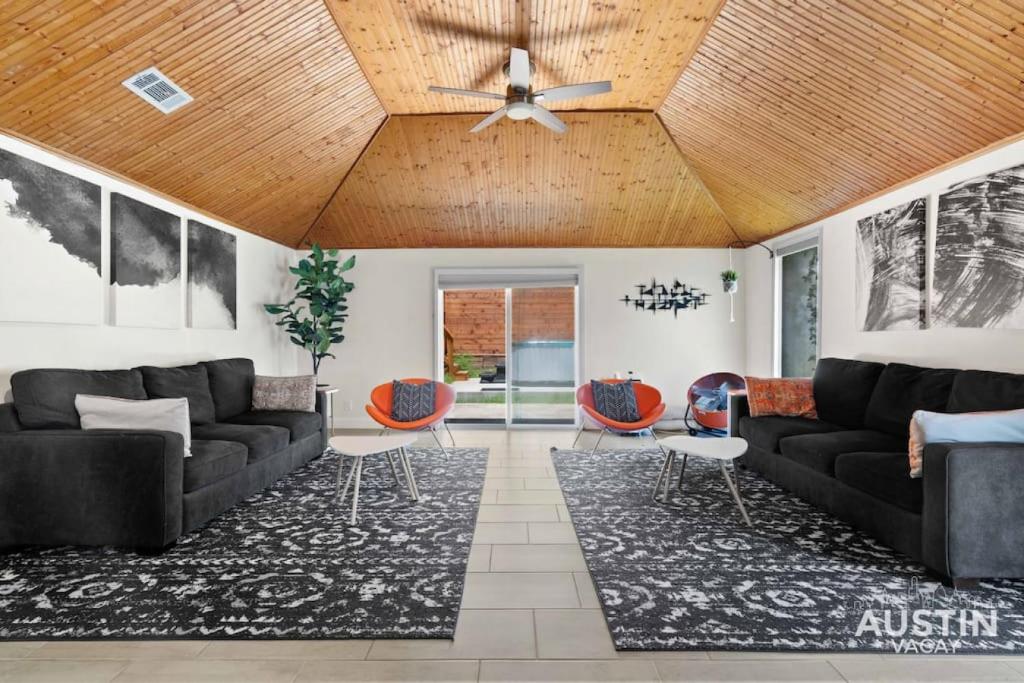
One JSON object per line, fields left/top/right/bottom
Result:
{"left": 776, "top": 238, "right": 820, "bottom": 377}
{"left": 436, "top": 269, "right": 580, "bottom": 427}
{"left": 442, "top": 288, "right": 506, "bottom": 424}
{"left": 509, "top": 287, "right": 577, "bottom": 425}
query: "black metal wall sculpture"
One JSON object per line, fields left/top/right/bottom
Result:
{"left": 620, "top": 279, "right": 709, "bottom": 317}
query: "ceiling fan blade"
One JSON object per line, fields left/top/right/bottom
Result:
{"left": 533, "top": 81, "right": 612, "bottom": 103}
{"left": 508, "top": 47, "right": 531, "bottom": 91}
{"left": 428, "top": 85, "right": 506, "bottom": 101}
{"left": 529, "top": 105, "right": 567, "bottom": 134}
{"left": 413, "top": 14, "right": 506, "bottom": 43}
{"left": 470, "top": 107, "right": 508, "bottom": 133}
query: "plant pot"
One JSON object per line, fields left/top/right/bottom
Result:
{"left": 723, "top": 280, "right": 738, "bottom": 294}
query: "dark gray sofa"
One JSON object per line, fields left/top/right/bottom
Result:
{"left": 0, "top": 358, "right": 328, "bottom": 553}
{"left": 729, "top": 358, "right": 1024, "bottom": 587}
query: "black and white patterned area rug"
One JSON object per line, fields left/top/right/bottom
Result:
{"left": 551, "top": 447, "right": 1024, "bottom": 653}
{"left": 0, "top": 447, "right": 487, "bottom": 640}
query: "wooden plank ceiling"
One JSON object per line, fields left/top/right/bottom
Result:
{"left": 2, "top": 0, "right": 1023, "bottom": 248}
{"left": 659, "top": 0, "right": 1024, "bottom": 240}
{"left": 324, "top": 0, "right": 724, "bottom": 113}
{"left": 308, "top": 113, "right": 737, "bottom": 247}
{"left": 0, "top": 0, "right": 385, "bottom": 245}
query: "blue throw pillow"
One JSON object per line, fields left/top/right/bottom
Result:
{"left": 590, "top": 380, "right": 640, "bottom": 422}
{"left": 391, "top": 381, "right": 436, "bottom": 421}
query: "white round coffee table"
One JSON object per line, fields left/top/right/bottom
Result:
{"left": 655, "top": 435, "right": 752, "bottom": 527}
{"left": 329, "top": 434, "right": 419, "bottom": 525}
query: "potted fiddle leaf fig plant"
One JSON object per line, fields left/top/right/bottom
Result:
{"left": 264, "top": 244, "right": 355, "bottom": 379}
{"left": 721, "top": 269, "right": 739, "bottom": 294}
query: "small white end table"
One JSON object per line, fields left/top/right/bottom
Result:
{"left": 329, "top": 434, "right": 419, "bottom": 525}
{"left": 655, "top": 435, "right": 752, "bottom": 527}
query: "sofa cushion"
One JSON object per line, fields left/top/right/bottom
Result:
{"left": 191, "top": 422, "right": 289, "bottom": 463}
{"left": 779, "top": 429, "right": 908, "bottom": 476}
{"left": 137, "top": 364, "right": 216, "bottom": 424}
{"left": 947, "top": 369, "right": 1024, "bottom": 413}
{"left": 812, "top": 358, "right": 886, "bottom": 429}
{"left": 184, "top": 440, "right": 248, "bottom": 492}
{"left": 10, "top": 368, "right": 146, "bottom": 429}
{"left": 738, "top": 415, "right": 839, "bottom": 453}
{"left": 201, "top": 358, "right": 255, "bottom": 421}
{"left": 226, "top": 410, "right": 322, "bottom": 442}
{"left": 864, "top": 363, "right": 958, "bottom": 438}
{"left": 835, "top": 451, "right": 923, "bottom": 513}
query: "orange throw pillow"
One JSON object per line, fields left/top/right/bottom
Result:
{"left": 745, "top": 377, "right": 817, "bottom": 419}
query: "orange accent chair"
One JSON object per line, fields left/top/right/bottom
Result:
{"left": 573, "top": 380, "right": 666, "bottom": 455}
{"left": 365, "top": 379, "right": 457, "bottom": 458}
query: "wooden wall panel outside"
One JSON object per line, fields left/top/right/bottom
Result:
{"left": 444, "top": 288, "right": 574, "bottom": 357}
{"left": 311, "top": 112, "right": 737, "bottom": 248}
{"left": 511, "top": 287, "right": 575, "bottom": 343}
{"left": 444, "top": 290, "right": 506, "bottom": 357}
{"left": 659, "top": 0, "right": 1024, "bottom": 240}
{"left": 0, "top": 0, "right": 385, "bottom": 246}
{"left": 325, "top": 0, "right": 726, "bottom": 114}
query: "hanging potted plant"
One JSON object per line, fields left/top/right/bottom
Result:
{"left": 721, "top": 269, "right": 739, "bottom": 294}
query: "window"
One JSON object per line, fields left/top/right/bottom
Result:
{"left": 775, "top": 236, "right": 820, "bottom": 378}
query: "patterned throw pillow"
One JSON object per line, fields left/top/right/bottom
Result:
{"left": 251, "top": 375, "right": 316, "bottom": 412}
{"left": 590, "top": 380, "right": 641, "bottom": 422}
{"left": 745, "top": 377, "right": 817, "bottom": 418}
{"left": 391, "top": 380, "right": 436, "bottom": 421}
{"left": 908, "top": 408, "right": 1024, "bottom": 478}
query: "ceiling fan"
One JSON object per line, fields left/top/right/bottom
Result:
{"left": 427, "top": 47, "right": 612, "bottom": 134}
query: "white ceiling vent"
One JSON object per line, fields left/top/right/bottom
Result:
{"left": 122, "top": 67, "right": 193, "bottom": 114}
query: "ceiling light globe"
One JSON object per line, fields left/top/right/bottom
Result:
{"left": 506, "top": 101, "right": 533, "bottom": 120}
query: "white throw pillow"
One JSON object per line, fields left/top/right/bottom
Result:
{"left": 75, "top": 394, "right": 192, "bottom": 457}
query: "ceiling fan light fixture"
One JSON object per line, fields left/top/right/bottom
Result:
{"left": 506, "top": 100, "right": 534, "bottom": 120}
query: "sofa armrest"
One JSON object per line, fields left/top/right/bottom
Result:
{"left": 922, "top": 442, "right": 1024, "bottom": 580}
{"left": 0, "top": 403, "right": 22, "bottom": 432}
{"left": 315, "top": 390, "right": 331, "bottom": 448}
{"left": 728, "top": 392, "right": 749, "bottom": 438}
{"left": 0, "top": 429, "right": 184, "bottom": 551}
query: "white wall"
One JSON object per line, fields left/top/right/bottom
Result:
{"left": 316, "top": 249, "right": 746, "bottom": 427}
{"left": 744, "top": 137, "right": 1024, "bottom": 377}
{"left": 0, "top": 133, "right": 300, "bottom": 398}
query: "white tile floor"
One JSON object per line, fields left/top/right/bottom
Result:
{"left": 3, "top": 429, "right": 1024, "bottom": 682}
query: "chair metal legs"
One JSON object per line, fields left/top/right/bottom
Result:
{"left": 443, "top": 421, "right": 456, "bottom": 448}
{"left": 431, "top": 426, "right": 450, "bottom": 459}
{"left": 572, "top": 423, "right": 585, "bottom": 448}
{"left": 589, "top": 427, "right": 607, "bottom": 456}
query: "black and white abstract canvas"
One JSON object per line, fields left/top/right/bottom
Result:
{"left": 110, "top": 193, "right": 181, "bottom": 328}
{"left": 855, "top": 197, "right": 927, "bottom": 331}
{"left": 0, "top": 148, "right": 102, "bottom": 324}
{"left": 933, "top": 163, "right": 1024, "bottom": 329}
{"left": 188, "top": 220, "right": 237, "bottom": 329}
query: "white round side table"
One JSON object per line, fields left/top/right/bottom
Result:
{"left": 654, "top": 435, "right": 752, "bottom": 527}
{"left": 329, "top": 434, "right": 419, "bottom": 525}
